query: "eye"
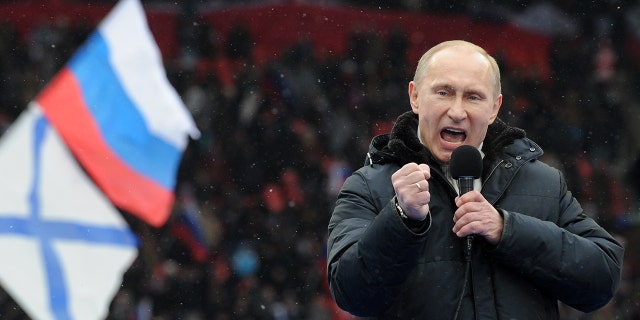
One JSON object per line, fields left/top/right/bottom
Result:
{"left": 437, "top": 90, "right": 448, "bottom": 97}
{"left": 467, "top": 93, "right": 484, "bottom": 101}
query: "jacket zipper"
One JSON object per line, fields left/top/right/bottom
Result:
{"left": 481, "top": 159, "right": 504, "bottom": 191}
{"left": 429, "top": 165, "right": 458, "bottom": 198}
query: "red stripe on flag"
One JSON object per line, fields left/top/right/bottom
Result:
{"left": 37, "top": 68, "right": 173, "bottom": 226}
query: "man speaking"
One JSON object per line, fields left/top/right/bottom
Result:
{"left": 326, "top": 40, "right": 623, "bottom": 319}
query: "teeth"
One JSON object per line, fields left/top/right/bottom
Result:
{"left": 441, "top": 128, "right": 466, "bottom": 144}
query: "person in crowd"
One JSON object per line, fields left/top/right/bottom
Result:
{"left": 326, "top": 40, "right": 624, "bottom": 319}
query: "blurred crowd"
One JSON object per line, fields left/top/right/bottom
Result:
{"left": 1, "top": 0, "right": 640, "bottom": 319}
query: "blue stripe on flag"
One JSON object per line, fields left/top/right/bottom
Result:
{"left": 67, "top": 32, "right": 182, "bottom": 190}
{"left": 31, "top": 116, "right": 71, "bottom": 319}
{"left": 0, "top": 115, "right": 138, "bottom": 319}
{"left": 0, "top": 218, "right": 138, "bottom": 246}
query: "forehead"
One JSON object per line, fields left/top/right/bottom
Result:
{"left": 424, "top": 47, "right": 495, "bottom": 90}
{"left": 429, "top": 46, "right": 491, "bottom": 73}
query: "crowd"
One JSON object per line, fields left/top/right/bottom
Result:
{"left": 0, "top": 0, "right": 639, "bottom": 319}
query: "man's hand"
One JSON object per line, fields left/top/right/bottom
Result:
{"left": 391, "top": 163, "right": 431, "bottom": 221}
{"left": 452, "top": 191, "right": 503, "bottom": 244}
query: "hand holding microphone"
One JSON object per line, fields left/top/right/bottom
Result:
{"left": 450, "top": 145, "right": 503, "bottom": 246}
{"left": 391, "top": 163, "right": 431, "bottom": 221}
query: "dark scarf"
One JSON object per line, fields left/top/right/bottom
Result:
{"left": 383, "top": 111, "right": 526, "bottom": 178}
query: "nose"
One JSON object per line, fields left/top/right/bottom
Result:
{"left": 447, "top": 97, "right": 467, "bottom": 122}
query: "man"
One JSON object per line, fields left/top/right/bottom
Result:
{"left": 326, "top": 40, "right": 624, "bottom": 319}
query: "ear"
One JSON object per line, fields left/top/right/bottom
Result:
{"left": 408, "top": 81, "right": 419, "bottom": 114}
{"left": 488, "top": 94, "right": 502, "bottom": 124}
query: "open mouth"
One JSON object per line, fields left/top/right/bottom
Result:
{"left": 441, "top": 128, "right": 466, "bottom": 144}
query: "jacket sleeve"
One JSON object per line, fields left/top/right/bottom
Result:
{"left": 491, "top": 169, "right": 624, "bottom": 312}
{"left": 326, "top": 170, "right": 428, "bottom": 317}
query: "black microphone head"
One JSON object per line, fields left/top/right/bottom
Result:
{"left": 450, "top": 145, "right": 482, "bottom": 179}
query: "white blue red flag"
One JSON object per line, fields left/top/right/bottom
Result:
{"left": 0, "top": 106, "right": 138, "bottom": 320}
{"left": 35, "top": 0, "right": 200, "bottom": 227}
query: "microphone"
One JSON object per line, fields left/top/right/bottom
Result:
{"left": 450, "top": 145, "right": 483, "bottom": 261}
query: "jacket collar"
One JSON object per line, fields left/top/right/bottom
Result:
{"left": 368, "top": 111, "right": 535, "bottom": 179}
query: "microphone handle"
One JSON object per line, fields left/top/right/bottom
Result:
{"left": 457, "top": 176, "right": 475, "bottom": 261}
{"left": 457, "top": 176, "right": 474, "bottom": 195}
{"left": 464, "top": 236, "right": 473, "bottom": 262}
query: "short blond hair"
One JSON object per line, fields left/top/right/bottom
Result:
{"left": 413, "top": 40, "right": 501, "bottom": 96}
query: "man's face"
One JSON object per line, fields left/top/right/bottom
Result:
{"left": 408, "top": 46, "right": 502, "bottom": 163}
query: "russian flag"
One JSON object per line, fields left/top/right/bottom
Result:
{"left": 34, "top": 0, "right": 200, "bottom": 227}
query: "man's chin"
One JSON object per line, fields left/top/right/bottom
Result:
{"left": 436, "top": 143, "right": 465, "bottom": 163}
{"left": 433, "top": 150, "right": 453, "bottom": 164}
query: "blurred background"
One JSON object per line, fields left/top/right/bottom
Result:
{"left": 0, "top": 0, "right": 639, "bottom": 319}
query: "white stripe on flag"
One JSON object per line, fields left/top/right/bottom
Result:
{"left": 0, "top": 106, "right": 138, "bottom": 320}
{"left": 100, "top": 0, "right": 200, "bottom": 149}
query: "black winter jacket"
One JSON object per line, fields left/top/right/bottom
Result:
{"left": 327, "top": 111, "right": 624, "bottom": 319}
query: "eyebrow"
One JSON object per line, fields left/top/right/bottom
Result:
{"left": 432, "top": 84, "right": 455, "bottom": 92}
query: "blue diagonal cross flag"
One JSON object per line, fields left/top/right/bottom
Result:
{"left": 0, "top": 106, "right": 139, "bottom": 319}
{"left": 0, "top": 0, "right": 201, "bottom": 318}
